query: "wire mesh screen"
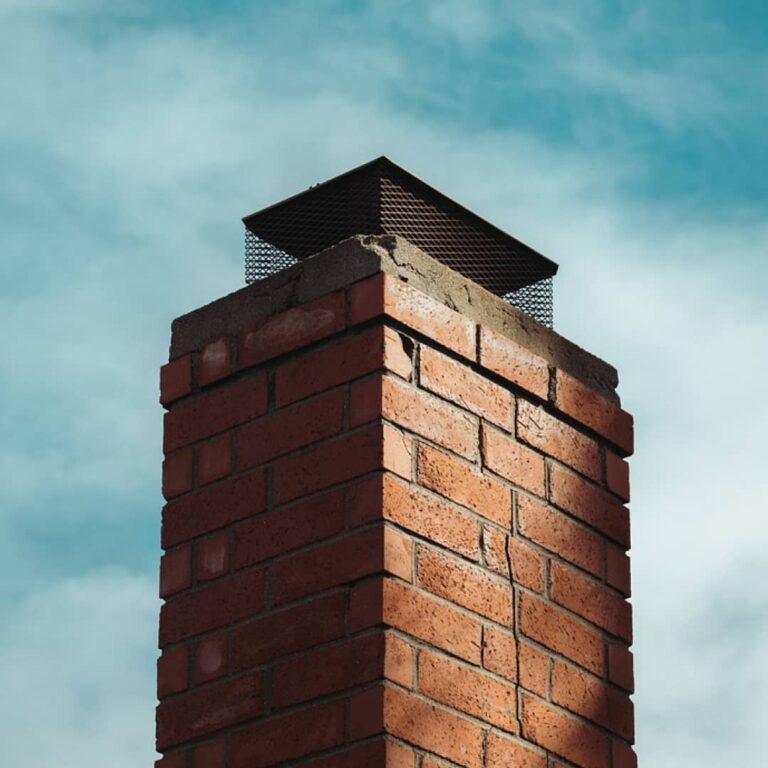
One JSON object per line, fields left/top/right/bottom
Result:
{"left": 243, "top": 158, "right": 557, "bottom": 327}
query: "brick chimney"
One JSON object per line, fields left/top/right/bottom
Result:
{"left": 155, "top": 168, "right": 635, "bottom": 768}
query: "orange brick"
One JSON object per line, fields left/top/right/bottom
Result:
{"left": 486, "top": 731, "right": 548, "bottom": 768}
{"left": 231, "top": 700, "right": 344, "bottom": 767}
{"left": 606, "top": 544, "right": 631, "bottom": 596}
{"left": 236, "top": 388, "right": 345, "bottom": 469}
{"left": 519, "top": 593, "right": 603, "bottom": 675}
{"left": 384, "top": 686, "right": 484, "bottom": 768}
{"left": 521, "top": 694, "right": 609, "bottom": 768}
{"left": 605, "top": 450, "right": 630, "bottom": 501}
{"left": 483, "top": 625, "right": 517, "bottom": 682}
{"left": 382, "top": 578, "right": 482, "bottom": 664}
{"left": 418, "top": 648, "right": 518, "bottom": 732}
{"left": 238, "top": 291, "right": 345, "bottom": 368}
{"left": 519, "top": 641, "right": 550, "bottom": 697}
{"left": 272, "top": 525, "right": 412, "bottom": 604}
{"left": 416, "top": 545, "right": 512, "bottom": 625}
{"left": 479, "top": 326, "right": 550, "bottom": 399}
{"left": 417, "top": 443, "right": 510, "bottom": 526}
{"left": 552, "top": 660, "right": 634, "bottom": 741}
{"left": 272, "top": 422, "right": 411, "bottom": 504}
{"left": 350, "top": 273, "right": 476, "bottom": 360}
{"left": 380, "top": 375, "right": 479, "bottom": 460}
{"left": 608, "top": 643, "right": 635, "bottom": 693}
{"left": 481, "top": 424, "right": 546, "bottom": 498}
{"left": 419, "top": 346, "right": 512, "bottom": 427}
{"left": 483, "top": 527, "right": 545, "bottom": 594}
{"left": 550, "top": 561, "right": 632, "bottom": 642}
{"left": 554, "top": 369, "right": 633, "bottom": 455}
{"left": 199, "top": 337, "right": 231, "bottom": 386}
{"left": 349, "top": 474, "right": 480, "bottom": 561}
{"left": 517, "top": 399, "right": 600, "bottom": 482}
{"left": 518, "top": 495, "right": 602, "bottom": 577}
{"left": 275, "top": 324, "right": 409, "bottom": 407}
{"left": 549, "top": 464, "right": 630, "bottom": 547}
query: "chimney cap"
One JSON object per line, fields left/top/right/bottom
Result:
{"left": 243, "top": 156, "right": 557, "bottom": 324}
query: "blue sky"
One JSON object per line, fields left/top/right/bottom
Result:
{"left": 1, "top": 1, "right": 767, "bottom": 765}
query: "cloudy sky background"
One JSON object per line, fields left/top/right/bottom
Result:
{"left": 1, "top": 1, "right": 767, "bottom": 765}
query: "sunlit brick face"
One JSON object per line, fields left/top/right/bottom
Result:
{"left": 155, "top": 238, "right": 635, "bottom": 768}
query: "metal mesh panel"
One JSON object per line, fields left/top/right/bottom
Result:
{"left": 243, "top": 158, "right": 557, "bottom": 328}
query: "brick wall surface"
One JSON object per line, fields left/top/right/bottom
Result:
{"left": 157, "top": 269, "right": 635, "bottom": 768}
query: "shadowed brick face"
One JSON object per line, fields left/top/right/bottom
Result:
{"left": 156, "top": 254, "right": 636, "bottom": 767}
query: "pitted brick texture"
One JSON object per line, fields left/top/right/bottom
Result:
{"left": 156, "top": 268, "right": 635, "bottom": 768}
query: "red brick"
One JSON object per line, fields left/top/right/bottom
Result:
{"left": 517, "top": 400, "right": 600, "bottom": 482}
{"left": 231, "top": 700, "right": 344, "bottom": 768}
{"left": 350, "top": 273, "right": 476, "bottom": 360}
{"left": 348, "top": 685, "right": 385, "bottom": 740}
{"left": 608, "top": 643, "right": 634, "bottom": 693}
{"left": 195, "top": 636, "right": 227, "bottom": 683}
{"left": 384, "top": 685, "right": 484, "bottom": 768}
{"left": 156, "top": 670, "right": 262, "bottom": 749}
{"left": 376, "top": 374, "right": 479, "bottom": 460}
{"left": 417, "top": 443, "right": 510, "bottom": 526}
{"left": 199, "top": 338, "right": 230, "bottom": 387}
{"left": 271, "top": 525, "right": 412, "bottom": 605}
{"left": 555, "top": 369, "right": 633, "bottom": 455}
{"left": 236, "top": 388, "right": 345, "bottom": 470}
{"left": 416, "top": 545, "right": 512, "bottom": 625}
{"left": 552, "top": 660, "right": 634, "bottom": 741}
{"left": 612, "top": 741, "right": 637, "bottom": 768}
{"left": 606, "top": 544, "right": 631, "bottom": 596}
{"left": 162, "top": 451, "right": 193, "bottom": 500}
{"left": 164, "top": 372, "right": 267, "bottom": 452}
{"left": 232, "top": 592, "right": 345, "bottom": 670}
{"left": 486, "top": 732, "right": 547, "bottom": 768}
{"left": 483, "top": 625, "right": 517, "bottom": 682}
{"left": 160, "top": 546, "right": 191, "bottom": 598}
{"left": 518, "top": 495, "right": 603, "bottom": 577}
{"left": 521, "top": 694, "right": 609, "bottom": 768}
{"left": 384, "top": 633, "right": 415, "bottom": 689}
{"left": 479, "top": 326, "right": 549, "bottom": 400}
{"left": 419, "top": 648, "right": 518, "bottom": 731}
{"left": 192, "top": 740, "right": 225, "bottom": 768}
{"left": 160, "top": 355, "right": 192, "bottom": 406}
{"left": 350, "top": 474, "right": 480, "bottom": 561}
{"left": 382, "top": 578, "right": 482, "bottom": 664}
{"left": 481, "top": 424, "right": 546, "bottom": 497}
{"left": 155, "top": 753, "right": 187, "bottom": 768}
{"left": 235, "top": 489, "right": 344, "bottom": 568}
{"left": 275, "top": 324, "right": 410, "bottom": 406}
{"left": 272, "top": 423, "right": 411, "bottom": 505}
{"left": 272, "top": 633, "right": 386, "bottom": 709}
{"left": 550, "top": 561, "right": 632, "bottom": 642}
{"left": 519, "top": 641, "right": 550, "bottom": 697}
{"left": 162, "top": 468, "right": 267, "bottom": 548}
{"left": 549, "top": 464, "right": 630, "bottom": 547}
{"left": 160, "top": 569, "right": 264, "bottom": 645}
{"left": 605, "top": 450, "right": 630, "bottom": 501}
{"left": 519, "top": 593, "right": 603, "bottom": 675}
{"left": 197, "top": 435, "right": 231, "bottom": 486}
{"left": 238, "top": 291, "right": 345, "bottom": 368}
{"left": 349, "top": 577, "right": 384, "bottom": 633}
{"left": 157, "top": 646, "right": 188, "bottom": 698}
{"left": 483, "top": 527, "right": 545, "bottom": 593}
{"left": 299, "top": 740, "right": 414, "bottom": 768}
{"left": 419, "top": 346, "right": 512, "bottom": 427}
{"left": 196, "top": 533, "right": 229, "bottom": 582}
